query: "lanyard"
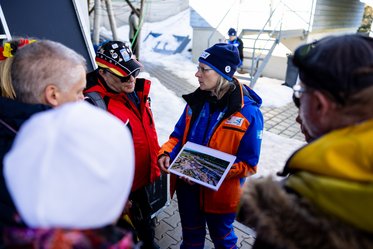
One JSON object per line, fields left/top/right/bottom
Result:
{"left": 0, "top": 118, "right": 17, "bottom": 134}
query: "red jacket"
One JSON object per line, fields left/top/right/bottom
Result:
{"left": 85, "top": 71, "right": 160, "bottom": 191}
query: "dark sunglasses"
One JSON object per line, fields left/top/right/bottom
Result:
{"left": 106, "top": 69, "right": 140, "bottom": 83}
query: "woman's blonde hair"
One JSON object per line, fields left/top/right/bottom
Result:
{"left": 0, "top": 38, "right": 37, "bottom": 99}
{"left": 211, "top": 75, "right": 233, "bottom": 100}
{"left": 0, "top": 57, "right": 16, "bottom": 99}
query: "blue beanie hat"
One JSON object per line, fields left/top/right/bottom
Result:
{"left": 198, "top": 43, "right": 240, "bottom": 81}
{"left": 228, "top": 28, "right": 237, "bottom": 36}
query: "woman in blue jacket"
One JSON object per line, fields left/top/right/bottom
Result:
{"left": 158, "top": 43, "right": 263, "bottom": 249}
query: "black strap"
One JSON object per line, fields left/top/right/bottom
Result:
{"left": 242, "top": 84, "right": 255, "bottom": 102}
{"left": 84, "top": 92, "right": 107, "bottom": 110}
{"left": 84, "top": 91, "right": 132, "bottom": 131}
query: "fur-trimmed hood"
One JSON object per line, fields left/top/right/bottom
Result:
{"left": 237, "top": 177, "right": 373, "bottom": 249}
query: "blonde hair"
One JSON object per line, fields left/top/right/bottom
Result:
{"left": 0, "top": 38, "right": 37, "bottom": 99}
{"left": 0, "top": 57, "right": 16, "bottom": 99}
{"left": 211, "top": 76, "right": 232, "bottom": 100}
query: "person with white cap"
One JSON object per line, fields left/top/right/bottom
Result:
{"left": 0, "top": 40, "right": 87, "bottom": 226}
{"left": 85, "top": 41, "right": 160, "bottom": 249}
{"left": 1, "top": 101, "right": 135, "bottom": 248}
{"left": 158, "top": 43, "right": 263, "bottom": 249}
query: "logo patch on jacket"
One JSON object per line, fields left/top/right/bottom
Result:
{"left": 225, "top": 116, "right": 244, "bottom": 127}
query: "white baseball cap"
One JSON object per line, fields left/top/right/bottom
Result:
{"left": 4, "top": 101, "right": 134, "bottom": 229}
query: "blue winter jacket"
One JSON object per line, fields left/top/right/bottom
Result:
{"left": 160, "top": 80, "right": 263, "bottom": 213}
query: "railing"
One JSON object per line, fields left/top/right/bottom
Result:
{"left": 246, "top": 0, "right": 313, "bottom": 88}
{"left": 203, "top": 0, "right": 313, "bottom": 88}
{"left": 280, "top": 0, "right": 314, "bottom": 34}
{"left": 247, "top": 0, "right": 283, "bottom": 87}
{"left": 207, "top": 0, "right": 239, "bottom": 47}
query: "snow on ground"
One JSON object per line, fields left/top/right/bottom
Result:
{"left": 113, "top": 8, "right": 305, "bottom": 177}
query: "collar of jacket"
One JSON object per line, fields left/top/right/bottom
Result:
{"left": 182, "top": 78, "right": 243, "bottom": 120}
{"left": 238, "top": 177, "right": 373, "bottom": 249}
{"left": 284, "top": 119, "right": 373, "bottom": 232}
{"left": 287, "top": 171, "right": 373, "bottom": 233}
{"left": 285, "top": 118, "right": 373, "bottom": 181}
{"left": 0, "top": 96, "right": 50, "bottom": 127}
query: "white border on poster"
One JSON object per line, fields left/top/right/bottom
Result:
{"left": 169, "top": 141, "right": 236, "bottom": 191}
{"left": 72, "top": 0, "right": 97, "bottom": 69}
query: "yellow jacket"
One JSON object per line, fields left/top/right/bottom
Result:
{"left": 286, "top": 118, "right": 373, "bottom": 233}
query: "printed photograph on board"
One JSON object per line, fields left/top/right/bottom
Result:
{"left": 169, "top": 142, "right": 236, "bottom": 191}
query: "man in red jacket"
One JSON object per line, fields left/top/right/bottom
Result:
{"left": 85, "top": 41, "right": 161, "bottom": 249}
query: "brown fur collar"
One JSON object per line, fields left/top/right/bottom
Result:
{"left": 236, "top": 177, "right": 373, "bottom": 249}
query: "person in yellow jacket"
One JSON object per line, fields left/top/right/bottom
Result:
{"left": 237, "top": 34, "right": 373, "bottom": 249}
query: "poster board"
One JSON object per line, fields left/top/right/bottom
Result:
{"left": 169, "top": 142, "right": 236, "bottom": 191}
{"left": 1, "top": 0, "right": 96, "bottom": 71}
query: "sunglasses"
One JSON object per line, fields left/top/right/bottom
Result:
{"left": 106, "top": 69, "right": 140, "bottom": 83}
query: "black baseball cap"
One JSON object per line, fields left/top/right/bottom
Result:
{"left": 95, "top": 41, "right": 142, "bottom": 77}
